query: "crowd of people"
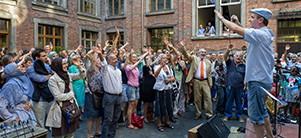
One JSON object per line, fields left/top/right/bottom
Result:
{"left": 0, "top": 8, "right": 298, "bottom": 138}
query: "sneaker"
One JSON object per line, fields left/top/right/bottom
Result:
{"left": 173, "top": 115, "right": 178, "bottom": 119}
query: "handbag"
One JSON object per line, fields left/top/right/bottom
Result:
{"left": 92, "top": 90, "right": 104, "bottom": 109}
{"left": 131, "top": 112, "right": 144, "bottom": 128}
{"left": 57, "top": 99, "right": 80, "bottom": 123}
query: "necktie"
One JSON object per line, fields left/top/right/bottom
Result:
{"left": 200, "top": 59, "right": 204, "bottom": 79}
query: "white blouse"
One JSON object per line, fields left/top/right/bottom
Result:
{"left": 153, "top": 65, "right": 174, "bottom": 91}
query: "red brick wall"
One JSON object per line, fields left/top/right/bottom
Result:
{"left": 0, "top": 0, "right": 300, "bottom": 52}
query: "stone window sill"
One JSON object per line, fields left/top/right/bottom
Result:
{"left": 105, "top": 15, "right": 126, "bottom": 21}
{"left": 191, "top": 34, "right": 243, "bottom": 40}
{"left": 0, "top": 0, "right": 17, "bottom": 5}
{"left": 77, "top": 12, "right": 101, "bottom": 23}
{"left": 145, "top": 9, "right": 175, "bottom": 17}
{"left": 32, "top": 1, "right": 68, "bottom": 16}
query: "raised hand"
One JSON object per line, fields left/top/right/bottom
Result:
{"left": 92, "top": 46, "right": 102, "bottom": 54}
{"left": 97, "top": 39, "right": 101, "bottom": 47}
{"left": 18, "top": 49, "right": 23, "bottom": 56}
{"left": 231, "top": 14, "right": 239, "bottom": 22}
{"left": 131, "top": 48, "right": 134, "bottom": 53}
{"left": 126, "top": 41, "right": 130, "bottom": 45}
{"left": 228, "top": 43, "right": 234, "bottom": 51}
{"left": 179, "top": 40, "right": 185, "bottom": 47}
{"left": 106, "top": 40, "right": 110, "bottom": 46}
{"left": 115, "top": 26, "right": 119, "bottom": 34}
{"left": 214, "top": 10, "right": 223, "bottom": 20}
{"left": 163, "top": 38, "right": 169, "bottom": 45}
{"left": 196, "top": 43, "right": 200, "bottom": 50}
{"left": 29, "top": 48, "right": 35, "bottom": 54}
{"left": 50, "top": 42, "right": 53, "bottom": 50}
{"left": 285, "top": 44, "right": 290, "bottom": 51}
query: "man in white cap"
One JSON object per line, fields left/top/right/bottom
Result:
{"left": 214, "top": 8, "right": 274, "bottom": 138}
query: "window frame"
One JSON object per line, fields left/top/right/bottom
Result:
{"left": 32, "top": 0, "right": 68, "bottom": 16}
{"left": 33, "top": 18, "right": 68, "bottom": 49}
{"left": 38, "top": 24, "right": 63, "bottom": 48}
{"left": 149, "top": 27, "right": 174, "bottom": 47}
{"left": 0, "top": 19, "right": 9, "bottom": 51}
{"left": 81, "top": 30, "right": 98, "bottom": 52}
{"left": 106, "top": 32, "right": 125, "bottom": 46}
{"left": 78, "top": 26, "right": 101, "bottom": 52}
{"left": 149, "top": 0, "right": 172, "bottom": 12}
{"left": 36, "top": 0, "right": 61, "bottom": 7}
{"left": 106, "top": 0, "right": 125, "bottom": 17}
{"left": 0, "top": 11, "right": 16, "bottom": 52}
{"left": 191, "top": 0, "right": 246, "bottom": 40}
{"left": 79, "top": 0, "right": 96, "bottom": 15}
{"left": 277, "top": 19, "right": 301, "bottom": 43}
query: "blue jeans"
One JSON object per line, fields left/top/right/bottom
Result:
{"left": 247, "top": 81, "right": 272, "bottom": 125}
{"left": 101, "top": 93, "right": 122, "bottom": 138}
{"left": 224, "top": 86, "right": 243, "bottom": 118}
{"left": 215, "top": 86, "right": 226, "bottom": 114}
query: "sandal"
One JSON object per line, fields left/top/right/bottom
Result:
{"left": 157, "top": 125, "right": 164, "bottom": 132}
{"left": 127, "top": 123, "right": 139, "bottom": 130}
{"left": 164, "top": 123, "right": 174, "bottom": 129}
{"left": 94, "top": 133, "right": 101, "bottom": 137}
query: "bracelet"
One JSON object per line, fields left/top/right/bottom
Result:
{"left": 220, "top": 17, "right": 225, "bottom": 21}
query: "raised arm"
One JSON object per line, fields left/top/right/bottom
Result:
{"left": 108, "top": 26, "right": 120, "bottom": 54}
{"left": 163, "top": 38, "right": 171, "bottom": 52}
{"left": 180, "top": 40, "right": 193, "bottom": 62}
{"left": 283, "top": 44, "right": 290, "bottom": 63}
{"left": 214, "top": 10, "right": 245, "bottom": 37}
{"left": 119, "top": 41, "right": 129, "bottom": 51}
{"left": 224, "top": 43, "right": 233, "bottom": 61}
{"left": 13, "top": 49, "right": 23, "bottom": 62}
{"left": 129, "top": 52, "right": 149, "bottom": 71}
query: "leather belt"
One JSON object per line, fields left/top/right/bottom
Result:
{"left": 193, "top": 77, "right": 208, "bottom": 81}
{"left": 104, "top": 91, "right": 122, "bottom": 96}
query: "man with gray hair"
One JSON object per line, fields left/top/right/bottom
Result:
{"left": 223, "top": 44, "right": 245, "bottom": 123}
{"left": 93, "top": 47, "right": 122, "bottom": 138}
{"left": 180, "top": 42, "right": 213, "bottom": 120}
{"left": 215, "top": 8, "right": 274, "bottom": 138}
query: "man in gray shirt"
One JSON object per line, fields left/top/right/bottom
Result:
{"left": 93, "top": 47, "right": 122, "bottom": 138}
{"left": 215, "top": 8, "right": 274, "bottom": 138}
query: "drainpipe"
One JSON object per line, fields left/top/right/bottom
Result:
{"left": 141, "top": 0, "right": 144, "bottom": 51}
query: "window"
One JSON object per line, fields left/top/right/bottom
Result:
{"left": 80, "top": 0, "right": 96, "bottom": 15}
{"left": 106, "top": 32, "right": 124, "bottom": 46}
{"left": 0, "top": 19, "right": 9, "bottom": 51}
{"left": 38, "top": 24, "right": 63, "bottom": 48}
{"left": 107, "top": 0, "right": 124, "bottom": 17}
{"left": 82, "top": 31, "right": 98, "bottom": 52}
{"left": 149, "top": 28, "right": 173, "bottom": 51}
{"left": 195, "top": 0, "right": 242, "bottom": 37}
{"left": 150, "top": 0, "right": 171, "bottom": 12}
{"left": 277, "top": 19, "right": 301, "bottom": 42}
{"left": 37, "top": 0, "right": 61, "bottom": 6}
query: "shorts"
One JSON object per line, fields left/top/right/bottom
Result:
{"left": 126, "top": 85, "right": 140, "bottom": 101}
{"left": 122, "top": 84, "right": 128, "bottom": 102}
{"left": 247, "top": 81, "right": 272, "bottom": 125}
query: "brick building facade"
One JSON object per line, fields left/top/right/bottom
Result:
{"left": 0, "top": 0, "right": 300, "bottom": 55}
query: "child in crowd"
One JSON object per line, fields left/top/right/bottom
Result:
{"left": 279, "top": 66, "right": 301, "bottom": 121}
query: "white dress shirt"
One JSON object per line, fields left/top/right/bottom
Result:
{"left": 100, "top": 59, "right": 122, "bottom": 94}
{"left": 194, "top": 58, "right": 207, "bottom": 79}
